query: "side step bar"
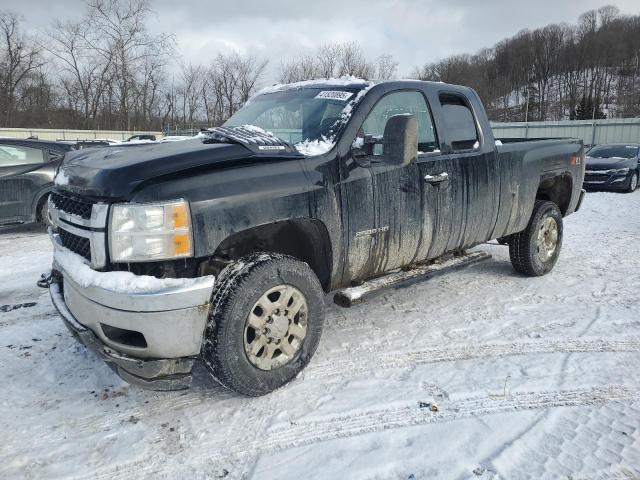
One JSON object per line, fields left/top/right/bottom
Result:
{"left": 333, "top": 251, "right": 492, "bottom": 308}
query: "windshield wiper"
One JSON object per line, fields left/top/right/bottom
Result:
{"left": 202, "top": 125, "right": 300, "bottom": 156}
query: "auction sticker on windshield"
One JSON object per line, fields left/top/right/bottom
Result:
{"left": 315, "top": 91, "right": 354, "bottom": 101}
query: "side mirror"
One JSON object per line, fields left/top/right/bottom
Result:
{"left": 383, "top": 114, "right": 418, "bottom": 166}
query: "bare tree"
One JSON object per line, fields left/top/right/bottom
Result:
{"left": 0, "top": 11, "right": 42, "bottom": 124}
{"left": 234, "top": 54, "right": 268, "bottom": 104}
{"left": 278, "top": 54, "right": 318, "bottom": 83}
{"left": 178, "top": 62, "right": 204, "bottom": 124}
{"left": 316, "top": 43, "right": 341, "bottom": 78}
{"left": 278, "top": 41, "right": 390, "bottom": 83}
{"left": 85, "top": 0, "right": 172, "bottom": 129}
{"left": 375, "top": 54, "right": 398, "bottom": 80}
{"left": 44, "top": 19, "right": 113, "bottom": 128}
{"left": 337, "top": 42, "right": 374, "bottom": 78}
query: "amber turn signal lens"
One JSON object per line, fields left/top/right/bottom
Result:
{"left": 172, "top": 204, "right": 189, "bottom": 229}
{"left": 172, "top": 233, "right": 191, "bottom": 256}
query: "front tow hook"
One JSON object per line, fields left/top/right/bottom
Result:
{"left": 37, "top": 271, "right": 54, "bottom": 289}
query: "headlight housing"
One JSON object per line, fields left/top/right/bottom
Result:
{"left": 109, "top": 199, "right": 193, "bottom": 263}
{"left": 613, "top": 167, "right": 630, "bottom": 174}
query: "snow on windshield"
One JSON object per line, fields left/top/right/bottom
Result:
{"left": 226, "top": 77, "right": 375, "bottom": 157}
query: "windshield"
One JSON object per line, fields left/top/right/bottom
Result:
{"left": 224, "top": 87, "right": 363, "bottom": 146}
{"left": 587, "top": 145, "right": 639, "bottom": 159}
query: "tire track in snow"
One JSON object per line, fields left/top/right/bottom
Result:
{"left": 19, "top": 338, "right": 639, "bottom": 446}
{"left": 226, "top": 384, "right": 640, "bottom": 460}
{"left": 101, "top": 384, "right": 640, "bottom": 479}
{"left": 303, "top": 337, "right": 640, "bottom": 381}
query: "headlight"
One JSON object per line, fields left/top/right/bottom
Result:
{"left": 613, "top": 168, "right": 630, "bottom": 174}
{"left": 109, "top": 199, "right": 193, "bottom": 262}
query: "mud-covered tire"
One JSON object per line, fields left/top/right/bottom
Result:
{"left": 509, "top": 200, "right": 563, "bottom": 276}
{"left": 202, "top": 252, "right": 325, "bottom": 396}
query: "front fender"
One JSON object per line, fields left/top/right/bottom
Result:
{"left": 130, "top": 158, "right": 314, "bottom": 258}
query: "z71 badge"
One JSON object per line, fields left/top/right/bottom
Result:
{"left": 355, "top": 226, "right": 390, "bottom": 238}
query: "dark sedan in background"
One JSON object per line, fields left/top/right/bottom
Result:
{"left": 583, "top": 143, "right": 639, "bottom": 193}
{"left": 0, "top": 138, "right": 76, "bottom": 227}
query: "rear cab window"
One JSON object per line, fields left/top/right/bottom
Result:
{"left": 439, "top": 93, "right": 479, "bottom": 152}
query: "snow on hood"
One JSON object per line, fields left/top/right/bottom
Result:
{"left": 295, "top": 137, "right": 335, "bottom": 156}
{"left": 54, "top": 168, "right": 69, "bottom": 186}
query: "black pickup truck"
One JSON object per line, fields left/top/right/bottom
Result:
{"left": 45, "top": 79, "right": 585, "bottom": 395}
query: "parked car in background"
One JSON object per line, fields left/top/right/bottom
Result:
{"left": 0, "top": 138, "right": 75, "bottom": 227}
{"left": 126, "top": 134, "right": 156, "bottom": 142}
{"left": 583, "top": 143, "right": 639, "bottom": 193}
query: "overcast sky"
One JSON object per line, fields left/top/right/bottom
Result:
{"left": 3, "top": 0, "right": 639, "bottom": 82}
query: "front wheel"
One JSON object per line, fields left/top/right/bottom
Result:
{"left": 508, "top": 200, "right": 563, "bottom": 276}
{"left": 626, "top": 171, "right": 638, "bottom": 193}
{"left": 202, "top": 253, "right": 325, "bottom": 396}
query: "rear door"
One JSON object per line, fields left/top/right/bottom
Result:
{"left": 0, "top": 144, "right": 48, "bottom": 224}
{"left": 417, "top": 91, "right": 500, "bottom": 257}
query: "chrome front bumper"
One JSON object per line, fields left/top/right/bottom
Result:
{"left": 48, "top": 231, "right": 215, "bottom": 389}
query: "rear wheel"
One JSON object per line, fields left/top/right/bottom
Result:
{"left": 626, "top": 171, "right": 638, "bottom": 193}
{"left": 508, "top": 200, "right": 563, "bottom": 276}
{"left": 202, "top": 252, "right": 325, "bottom": 396}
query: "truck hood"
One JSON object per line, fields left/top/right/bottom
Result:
{"left": 585, "top": 156, "right": 636, "bottom": 170}
{"left": 55, "top": 136, "right": 300, "bottom": 199}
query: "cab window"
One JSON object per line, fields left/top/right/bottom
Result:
{"left": 359, "top": 91, "right": 439, "bottom": 154}
{"left": 439, "top": 93, "right": 479, "bottom": 151}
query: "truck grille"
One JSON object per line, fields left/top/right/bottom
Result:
{"left": 50, "top": 192, "right": 95, "bottom": 220}
{"left": 59, "top": 229, "right": 91, "bottom": 261}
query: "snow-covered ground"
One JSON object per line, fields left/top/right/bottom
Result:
{"left": 1, "top": 191, "right": 639, "bottom": 480}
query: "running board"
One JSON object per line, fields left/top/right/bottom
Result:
{"left": 333, "top": 251, "right": 491, "bottom": 308}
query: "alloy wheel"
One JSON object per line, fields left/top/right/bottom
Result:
{"left": 536, "top": 216, "right": 558, "bottom": 262}
{"left": 244, "top": 284, "right": 308, "bottom": 371}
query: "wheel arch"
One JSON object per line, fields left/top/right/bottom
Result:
{"left": 32, "top": 187, "right": 53, "bottom": 222}
{"left": 536, "top": 173, "right": 573, "bottom": 216}
{"left": 212, "top": 219, "right": 333, "bottom": 292}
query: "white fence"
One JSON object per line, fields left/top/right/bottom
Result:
{"left": 491, "top": 118, "right": 640, "bottom": 146}
{"left": 0, "top": 127, "right": 162, "bottom": 141}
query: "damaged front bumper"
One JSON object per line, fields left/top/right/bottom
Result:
{"left": 47, "top": 231, "right": 215, "bottom": 390}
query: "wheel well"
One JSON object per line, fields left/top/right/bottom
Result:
{"left": 536, "top": 174, "right": 572, "bottom": 216}
{"left": 34, "top": 192, "right": 50, "bottom": 221}
{"left": 212, "top": 220, "right": 333, "bottom": 291}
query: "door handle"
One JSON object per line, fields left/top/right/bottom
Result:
{"left": 424, "top": 172, "right": 449, "bottom": 184}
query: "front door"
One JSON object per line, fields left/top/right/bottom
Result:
{"left": 339, "top": 90, "right": 435, "bottom": 282}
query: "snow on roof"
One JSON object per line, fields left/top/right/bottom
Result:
{"left": 255, "top": 76, "right": 374, "bottom": 97}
